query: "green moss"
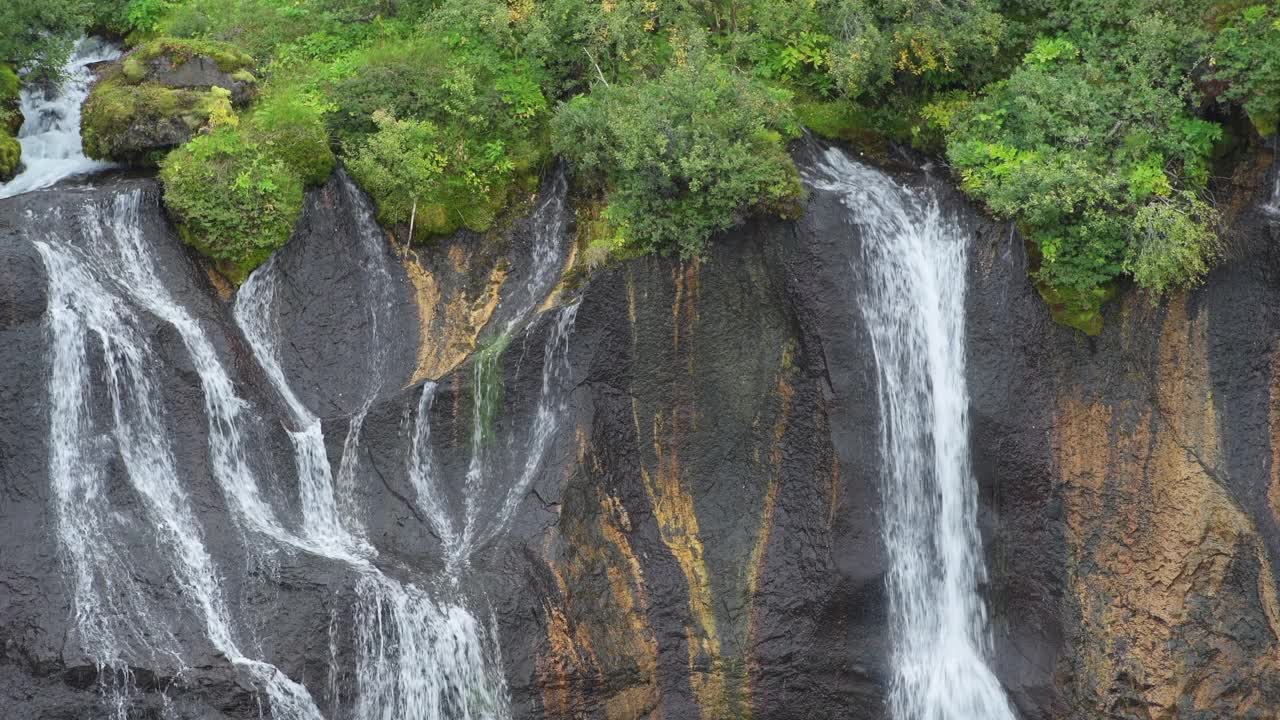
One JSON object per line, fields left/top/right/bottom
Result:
{"left": 469, "top": 333, "right": 511, "bottom": 449}
{"left": 82, "top": 70, "right": 215, "bottom": 161}
{"left": 0, "top": 65, "right": 19, "bottom": 104}
{"left": 0, "top": 64, "right": 20, "bottom": 135}
{"left": 0, "top": 131, "right": 20, "bottom": 179}
{"left": 160, "top": 127, "right": 304, "bottom": 281}
{"left": 124, "top": 37, "right": 254, "bottom": 79}
{"left": 1246, "top": 106, "right": 1278, "bottom": 138}
{"left": 1038, "top": 282, "right": 1117, "bottom": 336}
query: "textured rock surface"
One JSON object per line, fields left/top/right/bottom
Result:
{"left": 2, "top": 143, "right": 1280, "bottom": 719}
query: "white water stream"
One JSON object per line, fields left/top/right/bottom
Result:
{"left": 34, "top": 166, "right": 573, "bottom": 718}
{"left": 806, "top": 147, "right": 1016, "bottom": 720}
{"left": 1, "top": 38, "right": 120, "bottom": 199}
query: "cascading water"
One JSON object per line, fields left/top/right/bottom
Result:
{"left": 233, "top": 178, "right": 518, "bottom": 720}
{"left": 805, "top": 146, "right": 1016, "bottom": 720}
{"left": 1265, "top": 167, "right": 1280, "bottom": 219}
{"left": 36, "top": 196, "right": 323, "bottom": 720}
{"left": 409, "top": 302, "right": 580, "bottom": 572}
{"left": 1, "top": 38, "right": 120, "bottom": 199}
{"left": 34, "top": 184, "right": 528, "bottom": 719}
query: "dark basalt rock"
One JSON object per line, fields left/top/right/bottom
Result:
{"left": 3, "top": 144, "right": 1280, "bottom": 719}
{"left": 142, "top": 55, "right": 255, "bottom": 105}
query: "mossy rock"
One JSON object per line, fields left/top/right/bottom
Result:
{"left": 82, "top": 69, "right": 229, "bottom": 163}
{"left": 1039, "top": 281, "right": 1118, "bottom": 336}
{"left": 122, "top": 38, "right": 253, "bottom": 80}
{"left": 120, "top": 37, "right": 256, "bottom": 105}
{"left": 1247, "top": 106, "right": 1278, "bottom": 139}
{"left": 0, "top": 65, "right": 21, "bottom": 135}
{"left": 0, "top": 131, "right": 20, "bottom": 180}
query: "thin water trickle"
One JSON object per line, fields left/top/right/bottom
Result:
{"left": 1265, "top": 169, "right": 1280, "bottom": 219}
{"left": 1, "top": 38, "right": 121, "bottom": 199}
{"left": 805, "top": 147, "right": 1016, "bottom": 720}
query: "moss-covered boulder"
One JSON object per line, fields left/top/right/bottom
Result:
{"left": 121, "top": 38, "right": 256, "bottom": 104}
{"left": 1, "top": 64, "right": 21, "bottom": 179}
{"left": 1, "top": 65, "right": 20, "bottom": 134}
{"left": 82, "top": 38, "right": 256, "bottom": 164}
{"left": 0, "top": 132, "right": 19, "bottom": 181}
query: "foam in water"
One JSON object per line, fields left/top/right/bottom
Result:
{"left": 805, "top": 147, "right": 1016, "bottom": 720}
{"left": 1, "top": 38, "right": 121, "bottom": 199}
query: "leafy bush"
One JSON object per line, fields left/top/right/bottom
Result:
{"left": 943, "top": 34, "right": 1222, "bottom": 331}
{"left": 552, "top": 53, "right": 803, "bottom": 258}
{"left": 157, "top": 0, "right": 394, "bottom": 66}
{"left": 246, "top": 90, "right": 335, "bottom": 184}
{"left": 329, "top": 35, "right": 548, "bottom": 239}
{"left": 0, "top": 0, "right": 86, "bottom": 77}
{"left": 156, "top": 81, "right": 334, "bottom": 280}
{"left": 1212, "top": 4, "right": 1280, "bottom": 136}
{"left": 824, "top": 0, "right": 1009, "bottom": 96}
{"left": 160, "top": 127, "right": 304, "bottom": 281}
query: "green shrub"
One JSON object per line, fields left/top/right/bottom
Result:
{"left": 1211, "top": 4, "right": 1280, "bottom": 136}
{"left": 329, "top": 34, "right": 549, "bottom": 239}
{"left": 246, "top": 90, "right": 335, "bottom": 185}
{"left": 160, "top": 127, "right": 304, "bottom": 282}
{"left": 154, "top": 82, "right": 334, "bottom": 279}
{"left": 943, "top": 35, "right": 1223, "bottom": 328}
{"left": 0, "top": 0, "right": 86, "bottom": 78}
{"left": 552, "top": 53, "right": 803, "bottom": 258}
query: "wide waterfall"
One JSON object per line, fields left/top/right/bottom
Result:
{"left": 0, "top": 38, "right": 120, "bottom": 199}
{"left": 31, "top": 167, "right": 576, "bottom": 718}
{"left": 806, "top": 147, "right": 1016, "bottom": 720}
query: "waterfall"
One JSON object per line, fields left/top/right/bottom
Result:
{"left": 1266, "top": 166, "right": 1280, "bottom": 219}
{"left": 231, "top": 172, "right": 579, "bottom": 718}
{"left": 0, "top": 38, "right": 120, "bottom": 199}
{"left": 805, "top": 147, "right": 1016, "bottom": 720}
{"left": 410, "top": 303, "right": 580, "bottom": 572}
{"left": 500, "top": 167, "right": 569, "bottom": 334}
{"left": 34, "top": 185, "right": 525, "bottom": 719}
{"left": 36, "top": 197, "right": 323, "bottom": 720}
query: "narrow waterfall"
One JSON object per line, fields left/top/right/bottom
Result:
{"left": 0, "top": 38, "right": 120, "bottom": 199}
{"left": 1266, "top": 166, "right": 1280, "bottom": 219}
{"left": 806, "top": 147, "right": 1016, "bottom": 720}
{"left": 410, "top": 302, "right": 580, "bottom": 571}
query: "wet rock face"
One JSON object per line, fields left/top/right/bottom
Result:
{"left": 965, "top": 159, "right": 1280, "bottom": 717}
{"left": 4, "top": 149, "right": 1280, "bottom": 720}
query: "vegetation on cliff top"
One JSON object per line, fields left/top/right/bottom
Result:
{"left": 2, "top": 0, "right": 1278, "bottom": 327}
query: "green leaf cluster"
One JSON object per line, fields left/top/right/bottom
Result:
{"left": 158, "top": 87, "right": 333, "bottom": 279}
{"left": 551, "top": 53, "right": 803, "bottom": 258}
{"left": 326, "top": 34, "right": 549, "bottom": 239}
